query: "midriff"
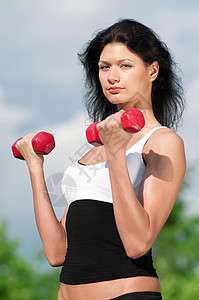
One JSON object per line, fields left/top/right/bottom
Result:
{"left": 58, "top": 276, "right": 161, "bottom": 300}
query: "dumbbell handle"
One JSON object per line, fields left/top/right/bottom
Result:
{"left": 12, "top": 131, "right": 55, "bottom": 160}
{"left": 86, "top": 108, "right": 145, "bottom": 146}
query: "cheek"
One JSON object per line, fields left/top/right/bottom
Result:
{"left": 129, "top": 71, "right": 148, "bottom": 88}
{"left": 99, "top": 74, "right": 106, "bottom": 90}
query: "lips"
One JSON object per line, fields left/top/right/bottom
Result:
{"left": 108, "top": 87, "right": 124, "bottom": 93}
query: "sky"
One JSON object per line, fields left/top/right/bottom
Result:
{"left": 1, "top": 0, "right": 199, "bottom": 267}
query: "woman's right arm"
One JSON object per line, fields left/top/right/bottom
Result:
{"left": 16, "top": 133, "right": 68, "bottom": 267}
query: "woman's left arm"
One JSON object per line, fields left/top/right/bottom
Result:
{"left": 105, "top": 129, "right": 186, "bottom": 259}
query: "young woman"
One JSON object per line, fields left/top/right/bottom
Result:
{"left": 16, "top": 19, "right": 186, "bottom": 300}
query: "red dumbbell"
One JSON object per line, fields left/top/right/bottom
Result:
{"left": 12, "top": 131, "right": 55, "bottom": 160}
{"left": 86, "top": 108, "right": 145, "bottom": 146}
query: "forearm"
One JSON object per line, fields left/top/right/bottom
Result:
{"left": 29, "top": 165, "right": 67, "bottom": 266}
{"left": 106, "top": 150, "right": 150, "bottom": 258}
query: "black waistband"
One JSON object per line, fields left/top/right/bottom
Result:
{"left": 110, "top": 291, "right": 162, "bottom": 300}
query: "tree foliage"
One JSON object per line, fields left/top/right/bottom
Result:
{"left": 153, "top": 169, "right": 199, "bottom": 299}
{"left": 0, "top": 221, "right": 60, "bottom": 300}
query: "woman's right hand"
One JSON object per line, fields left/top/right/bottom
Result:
{"left": 15, "top": 133, "right": 44, "bottom": 169}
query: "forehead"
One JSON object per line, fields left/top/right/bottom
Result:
{"left": 99, "top": 43, "right": 139, "bottom": 61}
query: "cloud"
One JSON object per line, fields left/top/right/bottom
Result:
{"left": 186, "top": 77, "right": 199, "bottom": 119}
{"left": 0, "top": 0, "right": 105, "bottom": 41}
{"left": 0, "top": 86, "right": 29, "bottom": 137}
{"left": 43, "top": 0, "right": 105, "bottom": 20}
{"left": 0, "top": 85, "right": 30, "bottom": 222}
{"left": 43, "top": 109, "right": 92, "bottom": 174}
{"left": 179, "top": 77, "right": 199, "bottom": 161}
{"left": 0, "top": 1, "right": 107, "bottom": 88}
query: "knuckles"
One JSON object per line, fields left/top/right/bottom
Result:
{"left": 96, "top": 110, "right": 131, "bottom": 149}
{"left": 16, "top": 133, "right": 37, "bottom": 150}
{"left": 97, "top": 111, "right": 123, "bottom": 131}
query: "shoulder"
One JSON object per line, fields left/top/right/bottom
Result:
{"left": 143, "top": 127, "right": 186, "bottom": 172}
{"left": 144, "top": 127, "right": 185, "bottom": 155}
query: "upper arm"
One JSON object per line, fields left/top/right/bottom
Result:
{"left": 139, "top": 129, "right": 186, "bottom": 244}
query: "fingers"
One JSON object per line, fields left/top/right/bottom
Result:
{"left": 96, "top": 111, "right": 129, "bottom": 151}
{"left": 97, "top": 111, "right": 123, "bottom": 131}
{"left": 15, "top": 132, "right": 44, "bottom": 166}
{"left": 15, "top": 133, "right": 37, "bottom": 152}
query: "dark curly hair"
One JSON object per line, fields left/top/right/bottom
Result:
{"left": 78, "top": 19, "right": 185, "bottom": 131}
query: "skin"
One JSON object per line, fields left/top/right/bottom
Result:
{"left": 16, "top": 43, "right": 186, "bottom": 300}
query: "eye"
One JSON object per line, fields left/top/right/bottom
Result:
{"left": 121, "top": 64, "right": 133, "bottom": 69}
{"left": 99, "top": 65, "right": 110, "bottom": 70}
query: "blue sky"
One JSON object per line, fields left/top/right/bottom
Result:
{"left": 1, "top": 0, "right": 199, "bottom": 266}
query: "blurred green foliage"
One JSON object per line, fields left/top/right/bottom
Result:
{"left": 0, "top": 221, "right": 60, "bottom": 300}
{"left": 0, "top": 169, "right": 199, "bottom": 299}
{"left": 153, "top": 169, "right": 199, "bottom": 299}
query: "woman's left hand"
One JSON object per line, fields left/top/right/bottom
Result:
{"left": 96, "top": 110, "right": 133, "bottom": 155}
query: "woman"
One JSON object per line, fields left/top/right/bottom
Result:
{"left": 16, "top": 19, "right": 186, "bottom": 300}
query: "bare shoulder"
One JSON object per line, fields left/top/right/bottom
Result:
{"left": 143, "top": 127, "right": 186, "bottom": 179}
{"left": 144, "top": 127, "right": 185, "bottom": 155}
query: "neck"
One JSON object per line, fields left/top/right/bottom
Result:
{"left": 141, "top": 108, "right": 161, "bottom": 129}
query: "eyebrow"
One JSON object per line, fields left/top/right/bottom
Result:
{"left": 98, "top": 59, "right": 135, "bottom": 64}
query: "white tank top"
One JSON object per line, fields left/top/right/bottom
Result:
{"left": 62, "top": 126, "right": 166, "bottom": 206}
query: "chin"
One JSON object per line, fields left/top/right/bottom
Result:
{"left": 106, "top": 95, "right": 124, "bottom": 103}
{"left": 108, "top": 98, "right": 130, "bottom": 108}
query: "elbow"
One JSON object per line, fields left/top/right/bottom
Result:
{"left": 124, "top": 240, "right": 151, "bottom": 259}
{"left": 48, "top": 259, "right": 61, "bottom": 268}
{"left": 48, "top": 256, "right": 65, "bottom": 267}
{"left": 43, "top": 244, "right": 67, "bottom": 267}
{"left": 46, "top": 252, "right": 66, "bottom": 267}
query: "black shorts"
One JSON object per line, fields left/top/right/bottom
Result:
{"left": 110, "top": 291, "right": 162, "bottom": 300}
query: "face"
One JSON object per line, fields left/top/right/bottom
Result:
{"left": 98, "top": 43, "right": 158, "bottom": 111}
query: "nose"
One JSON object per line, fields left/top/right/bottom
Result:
{"left": 107, "top": 67, "right": 120, "bottom": 84}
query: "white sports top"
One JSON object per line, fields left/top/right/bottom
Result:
{"left": 62, "top": 126, "right": 165, "bottom": 206}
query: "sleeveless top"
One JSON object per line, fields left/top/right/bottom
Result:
{"left": 59, "top": 126, "right": 165, "bottom": 285}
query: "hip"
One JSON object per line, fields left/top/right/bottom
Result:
{"left": 58, "top": 276, "right": 161, "bottom": 300}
